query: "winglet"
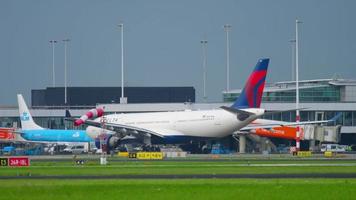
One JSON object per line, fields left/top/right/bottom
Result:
{"left": 74, "top": 107, "right": 105, "bottom": 126}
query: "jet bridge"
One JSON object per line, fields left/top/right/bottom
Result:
{"left": 234, "top": 125, "right": 342, "bottom": 153}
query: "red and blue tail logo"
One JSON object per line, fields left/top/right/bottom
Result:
{"left": 231, "top": 58, "right": 269, "bottom": 109}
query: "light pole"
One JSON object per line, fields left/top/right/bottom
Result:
{"left": 49, "top": 40, "right": 57, "bottom": 87}
{"left": 200, "top": 39, "right": 208, "bottom": 102}
{"left": 63, "top": 38, "right": 70, "bottom": 106}
{"left": 224, "top": 24, "right": 232, "bottom": 92}
{"left": 118, "top": 23, "right": 127, "bottom": 104}
{"left": 289, "top": 39, "right": 296, "bottom": 81}
{"left": 295, "top": 19, "right": 302, "bottom": 151}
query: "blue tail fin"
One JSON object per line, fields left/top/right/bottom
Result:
{"left": 231, "top": 58, "right": 269, "bottom": 109}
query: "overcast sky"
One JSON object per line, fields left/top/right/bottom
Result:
{"left": 0, "top": 0, "right": 355, "bottom": 105}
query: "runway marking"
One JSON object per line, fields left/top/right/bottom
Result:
{"left": 25, "top": 163, "right": 356, "bottom": 168}
{"left": 1, "top": 173, "right": 356, "bottom": 179}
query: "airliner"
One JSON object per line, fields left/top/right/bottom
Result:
{"left": 239, "top": 115, "right": 341, "bottom": 140}
{"left": 71, "top": 58, "right": 270, "bottom": 147}
{"left": 16, "top": 94, "right": 92, "bottom": 143}
{"left": 70, "top": 58, "right": 340, "bottom": 150}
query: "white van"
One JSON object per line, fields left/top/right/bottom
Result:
{"left": 321, "top": 144, "right": 347, "bottom": 152}
{"left": 63, "top": 145, "right": 87, "bottom": 154}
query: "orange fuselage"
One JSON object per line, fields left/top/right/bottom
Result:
{"left": 253, "top": 126, "right": 303, "bottom": 140}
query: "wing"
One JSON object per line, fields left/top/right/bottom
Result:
{"left": 240, "top": 112, "right": 342, "bottom": 131}
{"left": 65, "top": 113, "right": 170, "bottom": 138}
{"left": 241, "top": 121, "right": 325, "bottom": 130}
{"left": 83, "top": 119, "right": 166, "bottom": 138}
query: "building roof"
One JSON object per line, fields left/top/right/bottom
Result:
{"left": 223, "top": 78, "right": 356, "bottom": 94}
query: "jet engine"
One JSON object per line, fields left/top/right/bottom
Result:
{"left": 95, "top": 135, "right": 120, "bottom": 153}
{"left": 94, "top": 134, "right": 120, "bottom": 153}
{"left": 86, "top": 126, "right": 118, "bottom": 152}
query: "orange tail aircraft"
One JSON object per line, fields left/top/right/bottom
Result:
{"left": 250, "top": 126, "right": 304, "bottom": 140}
{"left": 0, "top": 128, "right": 16, "bottom": 140}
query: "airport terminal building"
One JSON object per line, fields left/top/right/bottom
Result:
{"left": 1, "top": 79, "right": 356, "bottom": 152}
{"left": 0, "top": 86, "right": 195, "bottom": 129}
{"left": 32, "top": 86, "right": 195, "bottom": 107}
{"left": 223, "top": 78, "right": 356, "bottom": 145}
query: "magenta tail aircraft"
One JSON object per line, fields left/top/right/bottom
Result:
{"left": 69, "top": 58, "right": 270, "bottom": 149}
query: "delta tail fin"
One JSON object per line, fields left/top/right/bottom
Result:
{"left": 17, "top": 94, "right": 44, "bottom": 130}
{"left": 231, "top": 58, "right": 269, "bottom": 109}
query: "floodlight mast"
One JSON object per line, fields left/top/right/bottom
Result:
{"left": 201, "top": 39, "right": 208, "bottom": 102}
{"left": 295, "top": 19, "right": 302, "bottom": 151}
{"left": 63, "top": 38, "right": 70, "bottom": 106}
{"left": 289, "top": 39, "right": 296, "bottom": 81}
{"left": 49, "top": 40, "right": 57, "bottom": 87}
{"left": 224, "top": 24, "right": 232, "bottom": 92}
{"left": 118, "top": 23, "right": 127, "bottom": 104}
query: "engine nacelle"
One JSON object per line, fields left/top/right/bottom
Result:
{"left": 86, "top": 126, "right": 115, "bottom": 139}
{"left": 86, "top": 126, "right": 118, "bottom": 152}
{"left": 94, "top": 135, "right": 120, "bottom": 152}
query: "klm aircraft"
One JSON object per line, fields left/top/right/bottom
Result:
{"left": 17, "top": 94, "right": 92, "bottom": 143}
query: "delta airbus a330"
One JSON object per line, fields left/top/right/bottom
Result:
{"left": 70, "top": 58, "right": 270, "bottom": 148}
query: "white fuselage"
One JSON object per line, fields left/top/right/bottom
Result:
{"left": 86, "top": 108, "right": 265, "bottom": 139}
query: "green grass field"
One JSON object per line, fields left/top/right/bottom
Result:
{"left": 1, "top": 159, "right": 356, "bottom": 176}
{"left": 1, "top": 159, "right": 356, "bottom": 199}
{"left": 0, "top": 179, "right": 355, "bottom": 200}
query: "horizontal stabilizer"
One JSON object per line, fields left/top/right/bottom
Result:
{"left": 220, "top": 106, "right": 254, "bottom": 121}
{"left": 65, "top": 110, "right": 72, "bottom": 118}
